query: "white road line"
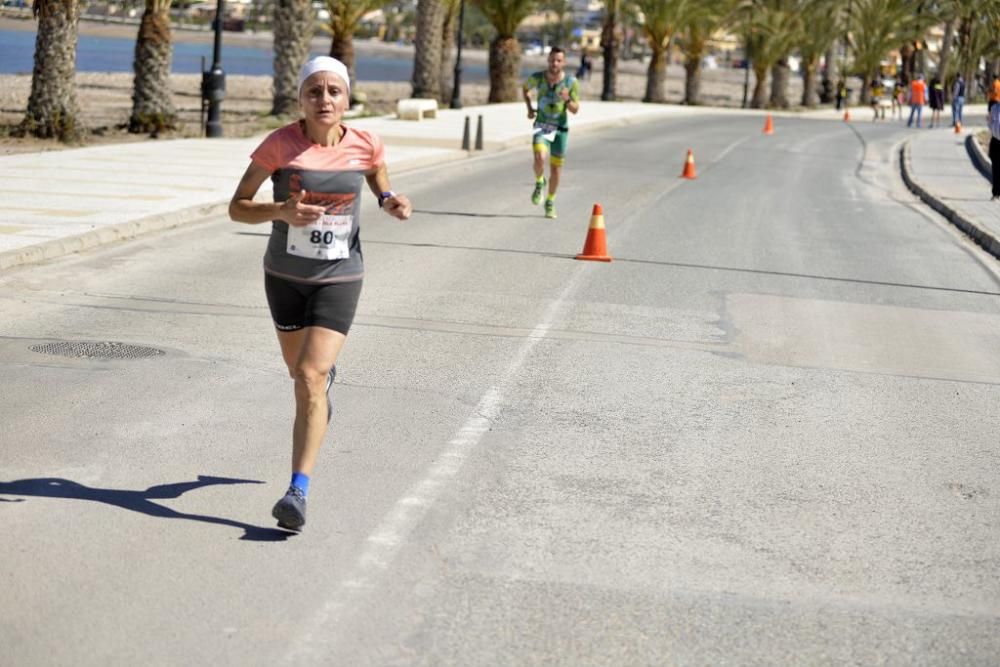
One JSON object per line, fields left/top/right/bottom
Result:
{"left": 286, "top": 263, "right": 591, "bottom": 662}
{"left": 714, "top": 136, "right": 750, "bottom": 163}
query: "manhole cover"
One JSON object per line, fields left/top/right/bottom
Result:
{"left": 29, "top": 341, "right": 165, "bottom": 360}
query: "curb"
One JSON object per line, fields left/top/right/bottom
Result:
{"left": 899, "top": 140, "right": 1000, "bottom": 259}
{"left": 0, "top": 201, "right": 231, "bottom": 272}
{"left": 966, "top": 133, "right": 992, "bottom": 181}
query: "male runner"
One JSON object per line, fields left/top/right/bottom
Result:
{"left": 522, "top": 47, "right": 580, "bottom": 219}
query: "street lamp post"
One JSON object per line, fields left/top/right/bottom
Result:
{"left": 450, "top": 0, "right": 466, "bottom": 109}
{"left": 203, "top": 0, "right": 227, "bottom": 137}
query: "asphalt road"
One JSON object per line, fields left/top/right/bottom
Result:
{"left": 2, "top": 115, "right": 999, "bottom": 665}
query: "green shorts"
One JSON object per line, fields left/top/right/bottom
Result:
{"left": 532, "top": 125, "right": 569, "bottom": 166}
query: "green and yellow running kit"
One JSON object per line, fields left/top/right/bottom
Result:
{"left": 524, "top": 71, "right": 580, "bottom": 166}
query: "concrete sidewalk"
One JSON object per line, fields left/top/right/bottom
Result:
{"left": 0, "top": 101, "right": 717, "bottom": 271}
{"left": 899, "top": 104, "right": 1000, "bottom": 259}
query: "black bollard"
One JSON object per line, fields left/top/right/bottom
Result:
{"left": 461, "top": 116, "right": 470, "bottom": 151}
{"left": 475, "top": 114, "right": 484, "bottom": 151}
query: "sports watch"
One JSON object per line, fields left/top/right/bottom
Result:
{"left": 378, "top": 191, "right": 396, "bottom": 208}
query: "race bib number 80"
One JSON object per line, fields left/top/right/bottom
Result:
{"left": 287, "top": 214, "right": 352, "bottom": 260}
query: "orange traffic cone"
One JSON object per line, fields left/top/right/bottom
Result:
{"left": 763, "top": 114, "right": 774, "bottom": 135}
{"left": 843, "top": 109, "right": 851, "bottom": 121}
{"left": 955, "top": 121, "right": 962, "bottom": 134}
{"left": 575, "top": 204, "right": 612, "bottom": 262}
{"left": 681, "top": 149, "right": 697, "bottom": 179}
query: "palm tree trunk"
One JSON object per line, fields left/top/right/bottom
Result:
{"left": 487, "top": 35, "right": 521, "bottom": 103}
{"left": 439, "top": 2, "right": 457, "bottom": 104}
{"left": 801, "top": 57, "right": 819, "bottom": 107}
{"left": 900, "top": 42, "right": 914, "bottom": 84}
{"left": 682, "top": 30, "right": 705, "bottom": 105}
{"left": 751, "top": 63, "right": 768, "bottom": 108}
{"left": 820, "top": 46, "right": 836, "bottom": 103}
{"left": 858, "top": 69, "right": 873, "bottom": 104}
{"left": 769, "top": 58, "right": 790, "bottom": 108}
{"left": 939, "top": 19, "right": 954, "bottom": 103}
{"left": 684, "top": 59, "right": 702, "bottom": 105}
{"left": 600, "top": 4, "right": 618, "bottom": 101}
{"left": 21, "top": 0, "right": 82, "bottom": 141}
{"left": 130, "top": 2, "right": 177, "bottom": 134}
{"left": 271, "top": 0, "right": 313, "bottom": 116}
{"left": 330, "top": 29, "right": 356, "bottom": 90}
{"left": 412, "top": 0, "right": 444, "bottom": 99}
{"left": 644, "top": 44, "right": 667, "bottom": 103}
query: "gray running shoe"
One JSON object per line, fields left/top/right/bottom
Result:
{"left": 272, "top": 485, "right": 306, "bottom": 531}
{"left": 325, "top": 366, "right": 336, "bottom": 424}
{"left": 531, "top": 178, "right": 546, "bottom": 205}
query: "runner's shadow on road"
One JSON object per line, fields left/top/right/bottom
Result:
{"left": 0, "top": 476, "right": 293, "bottom": 542}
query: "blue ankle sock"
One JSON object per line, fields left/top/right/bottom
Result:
{"left": 290, "top": 472, "right": 310, "bottom": 495}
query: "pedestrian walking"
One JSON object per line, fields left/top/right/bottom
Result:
{"left": 907, "top": 74, "right": 926, "bottom": 128}
{"left": 989, "top": 102, "right": 1000, "bottom": 201}
{"left": 835, "top": 79, "right": 847, "bottom": 110}
{"left": 228, "top": 56, "right": 412, "bottom": 532}
{"left": 870, "top": 79, "right": 886, "bottom": 122}
{"left": 892, "top": 80, "right": 905, "bottom": 120}
{"left": 952, "top": 73, "right": 966, "bottom": 126}
{"left": 523, "top": 46, "right": 580, "bottom": 219}
{"left": 575, "top": 51, "right": 592, "bottom": 81}
{"left": 928, "top": 75, "right": 944, "bottom": 128}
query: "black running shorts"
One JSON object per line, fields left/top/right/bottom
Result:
{"left": 264, "top": 273, "right": 363, "bottom": 335}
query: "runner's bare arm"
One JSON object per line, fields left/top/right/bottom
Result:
{"left": 229, "top": 162, "right": 325, "bottom": 226}
{"left": 559, "top": 87, "right": 580, "bottom": 114}
{"left": 523, "top": 87, "right": 536, "bottom": 119}
{"left": 366, "top": 163, "right": 412, "bottom": 221}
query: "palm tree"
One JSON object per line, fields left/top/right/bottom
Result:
{"left": 764, "top": 0, "right": 802, "bottom": 108}
{"left": 600, "top": 0, "right": 622, "bottom": 100}
{"left": 736, "top": 0, "right": 799, "bottom": 107}
{"left": 271, "top": 0, "right": 314, "bottom": 116}
{"left": 797, "top": 0, "right": 842, "bottom": 107}
{"left": 19, "top": 0, "right": 83, "bottom": 141}
{"left": 412, "top": 0, "right": 446, "bottom": 98}
{"left": 129, "top": 0, "right": 177, "bottom": 134}
{"left": 321, "top": 0, "right": 392, "bottom": 95}
{"left": 675, "top": 0, "right": 737, "bottom": 105}
{"left": 947, "top": 0, "right": 1000, "bottom": 100}
{"left": 632, "top": 0, "right": 681, "bottom": 103}
{"left": 850, "top": 0, "right": 928, "bottom": 103}
{"left": 470, "top": 0, "right": 537, "bottom": 103}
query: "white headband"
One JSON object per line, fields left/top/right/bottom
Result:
{"left": 297, "top": 56, "right": 351, "bottom": 98}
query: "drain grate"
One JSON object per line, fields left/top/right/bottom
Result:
{"left": 30, "top": 341, "right": 165, "bottom": 360}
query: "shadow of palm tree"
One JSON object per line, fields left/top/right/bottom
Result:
{"left": 0, "top": 476, "right": 292, "bottom": 542}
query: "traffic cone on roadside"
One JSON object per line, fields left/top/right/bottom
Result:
{"left": 763, "top": 114, "right": 774, "bottom": 135}
{"left": 575, "top": 204, "right": 612, "bottom": 262}
{"left": 843, "top": 109, "right": 851, "bottom": 121}
{"left": 955, "top": 121, "right": 962, "bottom": 134}
{"left": 681, "top": 149, "right": 697, "bottom": 179}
